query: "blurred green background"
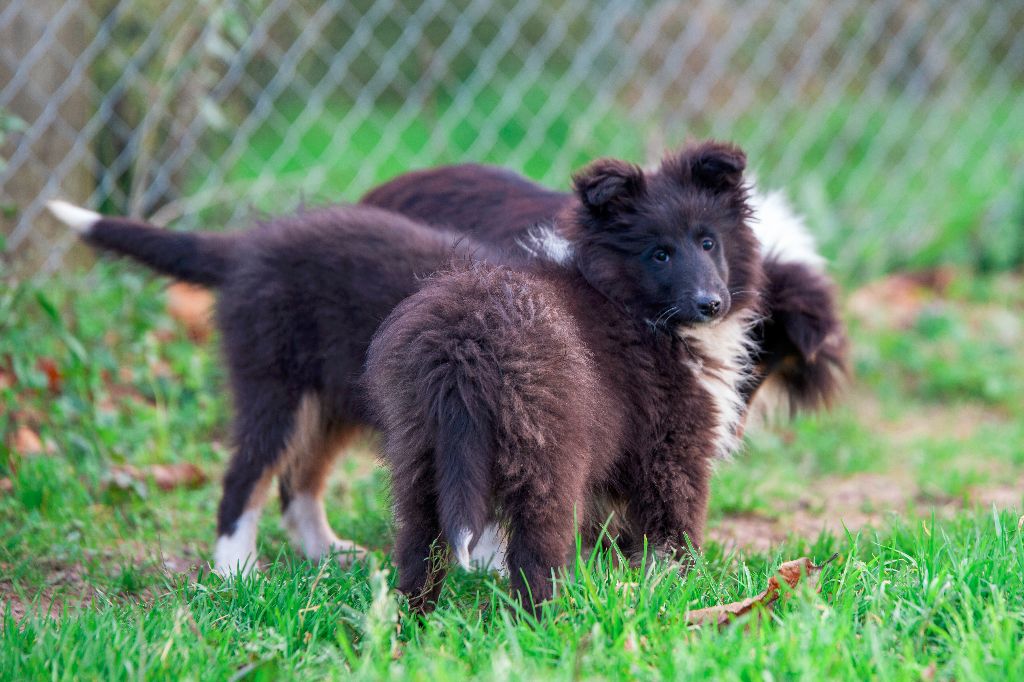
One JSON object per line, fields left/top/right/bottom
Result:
{"left": 2, "top": 0, "right": 1023, "bottom": 281}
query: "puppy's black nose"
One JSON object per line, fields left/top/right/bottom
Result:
{"left": 695, "top": 294, "right": 722, "bottom": 318}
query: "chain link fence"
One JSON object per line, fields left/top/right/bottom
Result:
{"left": 2, "top": 0, "right": 1023, "bottom": 280}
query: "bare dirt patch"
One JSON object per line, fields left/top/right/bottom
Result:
{"left": 711, "top": 472, "right": 1024, "bottom": 552}
{"left": 0, "top": 547, "right": 202, "bottom": 627}
{"left": 0, "top": 563, "right": 93, "bottom": 627}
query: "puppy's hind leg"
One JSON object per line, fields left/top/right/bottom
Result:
{"left": 278, "top": 409, "right": 366, "bottom": 567}
{"left": 214, "top": 381, "right": 301, "bottom": 576}
{"left": 499, "top": 454, "right": 584, "bottom": 616}
{"left": 391, "top": 451, "right": 448, "bottom": 613}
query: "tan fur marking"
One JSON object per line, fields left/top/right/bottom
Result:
{"left": 279, "top": 394, "right": 361, "bottom": 497}
{"left": 246, "top": 468, "right": 275, "bottom": 511}
{"left": 278, "top": 393, "right": 367, "bottom": 564}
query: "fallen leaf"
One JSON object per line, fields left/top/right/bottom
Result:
{"left": 0, "top": 478, "right": 12, "bottom": 494}
{"left": 108, "top": 463, "right": 208, "bottom": 493}
{"left": 12, "top": 425, "right": 44, "bottom": 455}
{"left": 0, "top": 366, "right": 14, "bottom": 390}
{"left": 36, "top": 357, "right": 63, "bottom": 393}
{"left": 685, "top": 554, "right": 836, "bottom": 628}
{"left": 148, "top": 463, "right": 207, "bottom": 491}
{"left": 98, "top": 369, "right": 154, "bottom": 409}
{"left": 846, "top": 268, "right": 954, "bottom": 330}
{"left": 165, "top": 282, "right": 215, "bottom": 342}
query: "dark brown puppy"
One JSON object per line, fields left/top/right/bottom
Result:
{"left": 365, "top": 141, "right": 765, "bottom": 612}
{"left": 48, "top": 144, "right": 841, "bottom": 578}
{"left": 47, "top": 199, "right": 497, "bottom": 574}
{"left": 362, "top": 162, "right": 847, "bottom": 414}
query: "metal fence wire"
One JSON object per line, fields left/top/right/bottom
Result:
{"left": 2, "top": 0, "right": 1023, "bottom": 280}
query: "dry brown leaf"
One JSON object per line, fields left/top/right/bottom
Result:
{"left": 148, "top": 463, "right": 207, "bottom": 491}
{"left": 165, "top": 282, "right": 215, "bottom": 342}
{"left": 685, "top": 554, "right": 836, "bottom": 629}
{"left": 12, "top": 425, "right": 44, "bottom": 456}
{"left": 36, "top": 357, "right": 63, "bottom": 394}
{"left": 99, "top": 369, "right": 155, "bottom": 409}
{"left": 0, "top": 366, "right": 14, "bottom": 391}
{"left": 109, "top": 463, "right": 208, "bottom": 492}
{"left": 847, "top": 268, "right": 954, "bottom": 330}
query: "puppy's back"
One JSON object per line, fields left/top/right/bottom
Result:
{"left": 366, "top": 262, "right": 597, "bottom": 562}
{"left": 362, "top": 164, "right": 569, "bottom": 249}
{"left": 211, "top": 205, "right": 483, "bottom": 414}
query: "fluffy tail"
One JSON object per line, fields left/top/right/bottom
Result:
{"left": 745, "top": 185, "right": 849, "bottom": 415}
{"left": 750, "top": 256, "right": 848, "bottom": 414}
{"left": 432, "top": 394, "right": 493, "bottom": 570}
{"left": 47, "top": 200, "right": 233, "bottom": 287}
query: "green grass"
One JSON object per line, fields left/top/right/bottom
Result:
{"left": 2, "top": 261, "right": 1023, "bottom": 679}
{"left": 4, "top": 516, "right": 1023, "bottom": 680}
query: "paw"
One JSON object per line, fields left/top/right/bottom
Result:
{"left": 213, "top": 511, "right": 261, "bottom": 576}
{"left": 281, "top": 493, "right": 366, "bottom": 566}
{"left": 468, "top": 523, "right": 508, "bottom": 574}
{"left": 329, "top": 538, "right": 368, "bottom": 567}
{"left": 213, "top": 540, "right": 260, "bottom": 577}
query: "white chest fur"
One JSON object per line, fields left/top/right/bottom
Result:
{"left": 678, "top": 308, "right": 758, "bottom": 460}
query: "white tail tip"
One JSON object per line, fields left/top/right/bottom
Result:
{"left": 47, "top": 199, "right": 100, "bottom": 235}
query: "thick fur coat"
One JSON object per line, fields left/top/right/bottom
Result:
{"left": 49, "top": 141, "right": 844, "bottom": 580}
{"left": 365, "top": 142, "right": 765, "bottom": 611}
{"left": 48, "top": 200, "right": 494, "bottom": 573}
{"left": 363, "top": 162, "right": 846, "bottom": 414}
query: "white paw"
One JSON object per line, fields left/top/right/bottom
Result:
{"left": 468, "top": 523, "right": 507, "bottom": 575}
{"left": 329, "top": 538, "right": 367, "bottom": 567}
{"left": 282, "top": 493, "right": 366, "bottom": 565}
{"left": 213, "top": 510, "right": 260, "bottom": 576}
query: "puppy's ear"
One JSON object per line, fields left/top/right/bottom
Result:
{"left": 688, "top": 141, "right": 746, "bottom": 192}
{"left": 572, "top": 159, "right": 646, "bottom": 215}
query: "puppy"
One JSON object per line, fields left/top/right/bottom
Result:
{"left": 47, "top": 200, "right": 496, "bottom": 574}
{"left": 48, "top": 147, "right": 842, "bottom": 577}
{"left": 363, "top": 162, "right": 846, "bottom": 414}
{"left": 365, "top": 141, "right": 764, "bottom": 612}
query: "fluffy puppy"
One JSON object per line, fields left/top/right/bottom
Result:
{"left": 365, "top": 141, "right": 764, "bottom": 612}
{"left": 363, "top": 162, "right": 847, "bottom": 414}
{"left": 47, "top": 200, "right": 495, "bottom": 574}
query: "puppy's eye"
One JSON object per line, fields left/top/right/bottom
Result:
{"left": 652, "top": 249, "right": 670, "bottom": 262}
{"left": 701, "top": 238, "right": 715, "bottom": 251}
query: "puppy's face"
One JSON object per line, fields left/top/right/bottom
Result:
{"left": 568, "top": 141, "right": 760, "bottom": 329}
